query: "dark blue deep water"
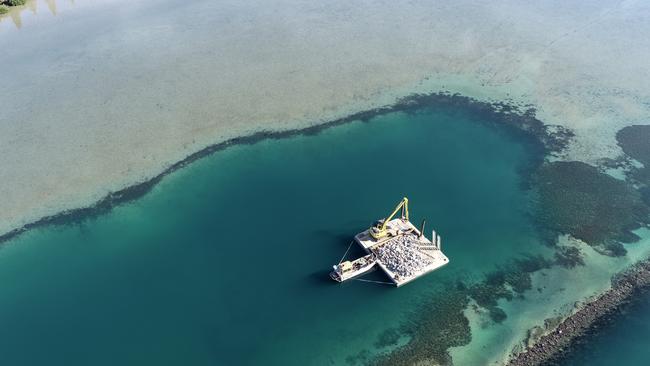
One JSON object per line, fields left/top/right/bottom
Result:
{"left": 559, "top": 289, "right": 650, "bottom": 366}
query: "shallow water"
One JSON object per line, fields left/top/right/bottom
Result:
{"left": 5, "top": 0, "right": 650, "bottom": 244}
{"left": 0, "top": 106, "right": 544, "bottom": 365}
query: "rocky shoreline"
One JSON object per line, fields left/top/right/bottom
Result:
{"left": 507, "top": 259, "right": 650, "bottom": 366}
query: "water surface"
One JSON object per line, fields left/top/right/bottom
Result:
{"left": 558, "top": 289, "right": 650, "bottom": 366}
{"left": 0, "top": 106, "right": 543, "bottom": 365}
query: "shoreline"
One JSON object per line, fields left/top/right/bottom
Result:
{"left": 0, "top": 91, "right": 558, "bottom": 246}
{"left": 507, "top": 258, "right": 650, "bottom": 366}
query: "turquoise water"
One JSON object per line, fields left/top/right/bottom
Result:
{"left": 0, "top": 107, "right": 543, "bottom": 365}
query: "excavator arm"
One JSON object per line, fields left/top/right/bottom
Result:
{"left": 370, "top": 197, "right": 409, "bottom": 239}
{"left": 380, "top": 197, "right": 409, "bottom": 231}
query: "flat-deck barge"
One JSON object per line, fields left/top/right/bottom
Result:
{"left": 330, "top": 197, "right": 449, "bottom": 287}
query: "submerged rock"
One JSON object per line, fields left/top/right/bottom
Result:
{"left": 534, "top": 161, "right": 650, "bottom": 255}
{"left": 617, "top": 125, "right": 650, "bottom": 168}
{"left": 372, "top": 256, "right": 551, "bottom": 365}
{"left": 617, "top": 125, "right": 650, "bottom": 206}
{"left": 553, "top": 246, "right": 585, "bottom": 268}
{"left": 372, "top": 288, "right": 471, "bottom": 366}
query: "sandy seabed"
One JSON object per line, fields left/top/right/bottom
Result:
{"left": 1, "top": 0, "right": 649, "bottom": 240}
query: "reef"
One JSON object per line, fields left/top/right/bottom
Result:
{"left": 469, "top": 256, "right": 552, "bottom": 323}
{"left": 553, "top": 246, "right": 584, "bottom": 269}
{"left": 617, "top": 125, "right": 650, "bottom": 169}
{"left": 617, "top": 125, "right": 650, "bottom": 201}
{"left": 370, "top": 111, "right": 649, "bottom": 366}
{"left": 504, "top": 124, "right": 650, "bottom": 365}
{"left": 534, "top": 161, "right": 650, "bottom": 255}
{"left": 0, "top": 92, "right": 563, "bottom": 245}
{"left": 370, "top": 256, "right": 551, "bottom": 366}
{"left": 372, "top": 287, "right": 471, "bottom": 366}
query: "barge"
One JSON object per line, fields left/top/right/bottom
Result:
{"left": 330, "top": 197, "right": 449, "bottom": 287}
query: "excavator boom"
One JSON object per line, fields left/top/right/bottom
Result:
{"left": 370, "top": 197, "right": 409, "bottom": 239}
{"left": 380, "top": 197, "right": 409, "bottom": 231}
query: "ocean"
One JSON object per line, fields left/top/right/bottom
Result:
{"left": 4, "top": 1, "right": 650, "bottom": 364}
{"left": 556, "top": 288, "right": 650, "bottom": 366}
{"left": 0, "top": 106, "right": 545, "bottom": 365}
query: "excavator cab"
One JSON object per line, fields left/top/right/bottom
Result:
{"left": 369, "top": 197, "right": 409, "bottom": 240}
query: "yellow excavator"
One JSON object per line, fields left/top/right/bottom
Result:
{"left": 369, "top": 197, "right": 409, "bottom": 240}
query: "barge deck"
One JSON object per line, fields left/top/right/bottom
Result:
{"left": 330, "top": 198, "right": 449, "bottom": 287}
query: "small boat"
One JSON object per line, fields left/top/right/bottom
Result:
{"left": 330, "top": 254, "right": 377, "bottom": 282}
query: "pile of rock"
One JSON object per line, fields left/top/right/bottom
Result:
{"left": 374, "top": 234, "right": 433, "bottom": 278}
